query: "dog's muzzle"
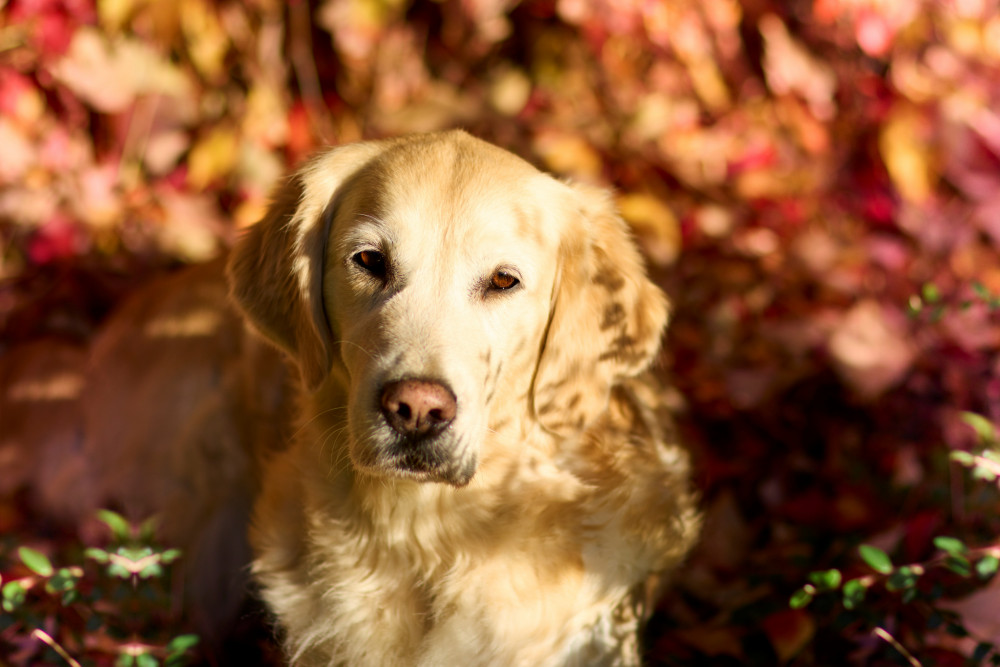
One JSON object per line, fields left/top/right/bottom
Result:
{"left": 377, "top": 378, "right": 473, "bottom": 485}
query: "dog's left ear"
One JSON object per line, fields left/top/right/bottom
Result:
{"left": 227, "top": 141, "right": 390, "bottom": 391}
{"left": 532, "top": 183, "right": 670, "bottom": 436}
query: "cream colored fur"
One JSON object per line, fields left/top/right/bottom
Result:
{"left": 228, "top": 130, "right": 699, "bottom": 666}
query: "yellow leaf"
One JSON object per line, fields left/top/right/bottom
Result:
{"left": 237, "top": 141, "right": 285, "bottom": 199}
{"left": 98, "top": 0, "right": 139, "bottom": 32}
{"left": 187, "top": 127, "right": 238, "bottom": 189}
{"left": 234, "top": 198, "right": 269, "bottom": 230}
{"left": 53, "top": 28, "right": 191, "bottom": 113}
{"left": 879, "top": 106, "right": 935, "bottom": 203}
{"left": 533, "top": 132, "right": 603, "bottom": 181}
{"left": 760, "top": 14, "right": 837, "bottom": 121}
{"left": 617, "top": 193, "right": 681, "bottom": 266}
{"left": 0, "top": 119, "right": 36, "bottom": 181}
{"left": 181, "top": 0, "right": 230, "bottom": 81}
{"left": 488, "top": 67, "right": 532, "bottom": 117}
{"left": 947, "top": 17, "right": 983, "bottom": 58}
{"left": 157, "top": 193, "right": 222, "bottom": 262}
{"left": 986, "top": 18, "right": 1000, "bottom": 62}
{"left": 244, "top": 83, "right": 289, "bottom": 147}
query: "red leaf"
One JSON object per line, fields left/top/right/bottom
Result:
{"left": 27, "top": 216, "right": 86, "bottom": 265}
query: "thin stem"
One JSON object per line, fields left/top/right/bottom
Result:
{"left": 31, "top": 629, "right": 82, "bottom": 667}
{"left": 873, "top": 627, "right": 921, "bottom": 667}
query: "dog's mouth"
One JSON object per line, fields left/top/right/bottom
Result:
{"left": 351, "top": 376, "right": 476, "bottom": 485}
{"left": 348, "top": 414, "right": 478, "bottom": 486}
{"left": 385, "top": 442, "right": 477, "bottom": 486}
{"left": 349, "top": 435, "right": 476, "bottom": 487}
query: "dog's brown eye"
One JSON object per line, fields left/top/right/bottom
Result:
{"left": 489, "top": 271, "right": 519, "bottom": 291}
{"left": 353, "top": 250, "right": 386, "bottom": 278}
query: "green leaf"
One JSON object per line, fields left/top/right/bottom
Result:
{"left": 120, "top": 545, "right": 153, "bottom": 561}
{"left": 85, "top": 548, "right": 110, "bottom": 563}
{"left": 139, "top": 563, "right": 164, "bottom": 579}
{"left": 945, "top": 555, "right": 972, "bottom": 577}
{"left": 18, "top": 546, "right": 53, "bottom": 577}
{"left": 934, "top": 536, "right": 968, "bottom": 556}
{"left": 136, "top": 652, "right": 159, "bottom": 667}
{"left": 44, "top": 568, "right": 78, "bottom": 595}
{"left": 2, "top": 580, "right": 27, "bottom": 612}
{"left": 842, "top": 578, "right": 867, "bottom": 610}
{"left": 116, "top": 654, "right": 136, "bottom": 667}
{"left": 789, "top": 587, "right": 814, "bottom": 609}
{"left": 808, "top": 569, "right": 842, "bottom": 591}
{"left": 859, "top": 544, "right": 893, "bottom": 574}
{"left": 972, "top": 281, "right": 992, "bottom": 300}
{"left": 976, "top": 555, "right": 1000, "bottom": 579}
{"left": 887, "top": 566, "right": 920, "bottom": 591}
{"left": 166, "top": 634, "right": 199, "bottom": 655}
{"left": 973, "top": 464, "right": 999, "bottom": 482}
{"left": 961, "top": 412, "right": 998, "bottom": 444}
{"left": 107, "top": 562, "right": 131, "bottom": 579}
{"left": 922, "top": 283, "right": 942, "bottom": 303}
{"left": 138, "top": 516, "right": 159, "bottom": 543}
{"left": 159, "top": 549, "right": 182, "bottom": 564}
{"left": 950, "top": 450, "right": 976, "bottom": 466}
{"left": 97, "top": 510, "right": 132, "bottom": 541}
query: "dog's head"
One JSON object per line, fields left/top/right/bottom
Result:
{"left": 228, "top": 131, "right": 668, "bottom": 486}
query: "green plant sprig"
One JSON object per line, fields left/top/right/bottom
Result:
{"left": 1, "top": 510, "right": 199, "bottom": 667}
{"left": 790, "top": 537, "right": 1000, "bottom": 613}
{"left": 907, "top": 281, "right": 1000, "bottom": 321}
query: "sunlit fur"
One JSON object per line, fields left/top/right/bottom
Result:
{"left": 228, "top": 130, "right": 700, "bottom": 666}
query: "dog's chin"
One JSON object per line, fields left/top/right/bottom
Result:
{"left": 349, "top": 433, "right": 477, "bottom": 487}
{"left": 389, "top": 459, "right": 477, "bottom": 487}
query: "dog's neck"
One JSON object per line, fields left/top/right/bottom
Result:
{"left": 297, "top": 414, "right": 586, "bottom": 567}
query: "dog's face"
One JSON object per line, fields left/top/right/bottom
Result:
{"left": 325, "top": 142, "right": 568, "bottom": 485}
{"left": 229, "top": 131, "right": 668, "bottom": 487}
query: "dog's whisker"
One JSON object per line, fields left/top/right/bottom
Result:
{"left": 290, "top": 405, "right": 349, "bottom": 441}
{"left": 333, "top": 338, "right": 375, "bottom": 360}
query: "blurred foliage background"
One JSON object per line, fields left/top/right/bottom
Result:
{"left": 3, "top": 0, "right": 1000, "bottom": 664}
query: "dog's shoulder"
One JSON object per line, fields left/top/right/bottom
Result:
{"left": 562, "top": 372, "right": 700, "bottom": 572}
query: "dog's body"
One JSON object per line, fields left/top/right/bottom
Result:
{"left": 6, "top": 131, "right": 697, "bottom": 665}
{"left": 228, "top": 131, "right": 699, "bottom": 665}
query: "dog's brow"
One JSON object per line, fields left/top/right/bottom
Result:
{"left": 338, "top": 212, "right": 395, "bottom": 254}
{"left": 357, "top": 212, "right": 387, "bottom": 226}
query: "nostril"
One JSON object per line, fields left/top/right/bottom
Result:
{"left": 380, "top": 378, "right": 456, "bottom": 439}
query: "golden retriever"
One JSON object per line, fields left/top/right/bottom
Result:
{"left": 227, "top": 130, "right": 699, "bottom": 666}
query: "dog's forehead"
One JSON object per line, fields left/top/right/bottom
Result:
{"left": 337, "top": 137, "right": 566, "bottom": 250}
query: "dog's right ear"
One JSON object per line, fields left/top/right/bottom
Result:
{"left": 227, "top": 142, "right": 390, "bottom": 391}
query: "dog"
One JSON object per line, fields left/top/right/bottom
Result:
{"left": 227, "top": 130, "right": 699, "bottom": 666}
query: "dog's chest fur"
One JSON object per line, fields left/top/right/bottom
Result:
{"left": 251, "top": 376, "right": 696, "bottom": 667}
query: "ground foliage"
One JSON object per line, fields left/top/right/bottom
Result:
{"left": 2, "top": 0, "right": 1000, "bottom": 664}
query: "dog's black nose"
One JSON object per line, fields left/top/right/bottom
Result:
{"left": 380, "top": 379, "right": 456, "bottom": 439}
